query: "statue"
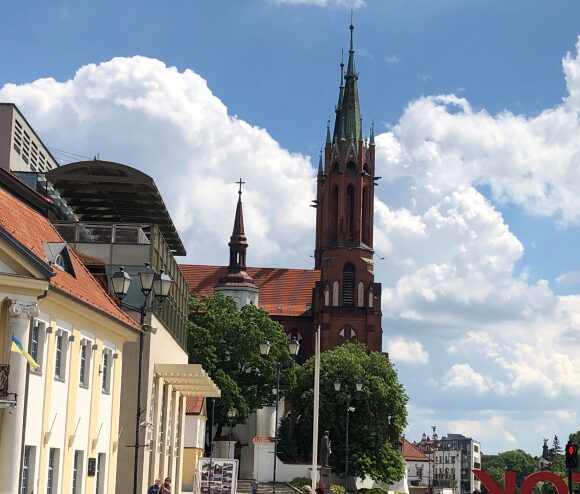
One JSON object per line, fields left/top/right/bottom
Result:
{"left": 319, "top": 431, "right": 331, "bottom": 467}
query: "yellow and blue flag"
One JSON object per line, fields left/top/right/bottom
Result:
{"left": 11, "top": 335, "right": 40, "bottom": 369}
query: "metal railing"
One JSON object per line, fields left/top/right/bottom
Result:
{"left": 0, "top": 364, "right": 9, "bottom": 398}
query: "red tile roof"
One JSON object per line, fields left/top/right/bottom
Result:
{"left": 0, "top": 188, "right": 138, "bottom": 329}
{"left": 186, "top": 396, "right": 205, "bottom": 415}
{"left": 403, "top": 438, "right": 430, "bottom": 462}
{"left": 180, "top": 265, "right": 320, "bottom": 316}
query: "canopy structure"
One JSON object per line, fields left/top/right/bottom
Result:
{"left": 46, "top": 160, "right": 186, "bottom": 256}
{"left": 154, "top": 364, "right": 221, "bottom": 398}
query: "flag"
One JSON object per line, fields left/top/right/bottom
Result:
{"left": 11, "top": 335, "right": 40, "bottom": 369}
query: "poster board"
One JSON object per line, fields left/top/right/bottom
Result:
{"left": 195, "top": 458, "right": 239, "bottom": 494}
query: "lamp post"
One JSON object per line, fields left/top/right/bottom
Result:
{"left": 111, "top": 263, "right": 173, "bottom": 494}
{"left": 259, "top": 337, "right": 300, "bottom": 494}
{"left": 227, "top": 409, "right": 237, "bottom": 459}
{"left": 334, "top": 378, "right": 363, "bottom": 494}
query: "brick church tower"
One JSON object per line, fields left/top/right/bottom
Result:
{"left": 312, "top": 24, "right": 382, "bottom": 352}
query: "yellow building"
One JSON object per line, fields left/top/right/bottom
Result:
{"left": 0, "top": 186, "right": 140, "bottom": 493}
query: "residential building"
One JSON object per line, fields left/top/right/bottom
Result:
{"left": 0, "top": 185, "right": 140, "bottom": 494}
{"left": 415, "top": 433, "right": 481, "bottom": 494}
{"left": 404, "top": 438, "right": 431, "bottom": 494}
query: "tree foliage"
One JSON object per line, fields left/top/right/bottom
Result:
{"left": 187, "top": 293, "right": 291, "bottom": 435}
{"left": 281, "top": 343, "right": 408, "bottom": 484}
{"left": 481, "top": 450, "right": 537, "bottom": 489}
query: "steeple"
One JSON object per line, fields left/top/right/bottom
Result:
{"left": 333, "top": 24, "right": 361, "bottom": 146}
{"left": 216, "top": 179, "right": 258, "bottom": 294}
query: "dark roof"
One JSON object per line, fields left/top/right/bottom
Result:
{"left": 180, "top": 265, "right": 320, "bottom": 316}
{"left": 46, "top": 160, "right": 186, "bottom": 256}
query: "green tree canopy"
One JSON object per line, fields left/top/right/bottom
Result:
{"left": 188, "top": 293, "right": 291, "bottom": 435}
{"left": 281, "top": 343, "right": 408, "bottom": 484}
{"left": 481, "top": 449, "right": 537, "bottom": 489}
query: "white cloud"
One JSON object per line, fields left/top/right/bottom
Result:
{"left": 387, "top": 338, "right": 429, "bottom": 364}
{"left": 0, "top": 57, "right": 316, "bottom": 268}
{"left": 556, "top": 271, "right": 580, "bottom": 285}
{"left": 266, "top": 0, "right": 365, "bottom": 8}
{"left": 385, "top": 54, "right": 400, "bottom": 65}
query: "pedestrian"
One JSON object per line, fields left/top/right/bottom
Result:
{"left": 148, "top": 479, "right": 162, "bottom": 494}
{"left": 251, "top": 479, "right": 258, "bottom": 494}
{"left": 160, "top": 477, "right": 172, "bottom": 494}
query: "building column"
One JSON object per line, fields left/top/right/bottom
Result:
{"left": 175, "top": 394, "right": 186, "bottom": 494}
{"left": 0, "top": 298, "right": 38, "bottom": 494}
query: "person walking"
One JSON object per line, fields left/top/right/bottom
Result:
{"left": 160, "top": 477, "right": 172, "bottom": 494}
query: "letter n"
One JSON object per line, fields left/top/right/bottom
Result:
{"left": 473, "top": 469, "right": 516, "bottom": 494}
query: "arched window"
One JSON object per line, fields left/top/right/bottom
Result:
{"left": 346, "top": 161, "right": 356, "bottom": 174}
{"left": 332, "top": 281, "right": 339, "bottom": 306}
{"left": 324, "top": 286, "right": 330, "bottom": 306}
{"left": 331, "top": 185, "right": 339, "bottom": 242}
{"left": 342, "top": 263, "right": 355, "bottom": 307}
{"left": 357, "top": 282, "right": 365, "bottom": 307}
{"left": 331, "top": 162, "right": 340, "bottom": 175}
{"left": 362, "top": 186, "right": 370, "bottom": 245}
{"left": 368, "top": 286, "right": 374, "bottom": 308}
{"left": 338, "top": 326, "right": 357, "bottom": 345}
{"left": 346, "top": 184, "right": 355, "bottom": 240}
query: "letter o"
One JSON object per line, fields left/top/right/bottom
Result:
{"left": 521, "top": 472, "right": 568, "bottom": 494}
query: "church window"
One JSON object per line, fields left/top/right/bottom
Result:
{"left": 331, "top": 162, "right": 340, "bottom": 175}
{"left": 357, "top": 282, "right": 364, "bottom": 307}
{"left": 346, "top": 161, "right": 356, "bottom": 174}
{"left": 346, "top": 185, "right": 355, "bottom": 240}
{"left": 332, "top": 281, "right": 339, "bottom": 306}
{"left": 338, "top": 326, "right": 357, "bottom": 345}
{"left": 342, "top": 263, "right": 355, "bottom": 307}
{"left": 331, "top": 186, "right": 339, "bottom": 242}
{"left": 368, "top": 289, "right": 374, "bottom": 308}
{"left": 324, "top": 286, "right": 330, "bottom": 306}
{"left": 363, "top": 163, "right": 369, "bottom": 174}
{"left": 362, "top": 186, "right": 370, "bottom": 245}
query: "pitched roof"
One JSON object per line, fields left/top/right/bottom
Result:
{"left": 0, "top": 188, "right": 138, "bottom": 329}
{"left": 180, "top": 265, "right": 321, "bottom": 316}
{"left": 186, "top": 396, "right": 205, "bottom": 415}
{"left": 403, "top": 438, "right": 430, "bottom": 462}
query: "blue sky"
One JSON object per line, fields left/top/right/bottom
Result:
{"left": 3, "top": 0, "right": 580, "bottom": 456}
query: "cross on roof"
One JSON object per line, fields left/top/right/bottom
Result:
{"left": 236, "top": 178, "right": 245, "bottom": 195}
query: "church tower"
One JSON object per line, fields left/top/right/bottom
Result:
{"left": 312, "top": 24, "right": 382, "bottom": 352}
{"left": 215, "top": 180, "right": 259, "bottom": 308}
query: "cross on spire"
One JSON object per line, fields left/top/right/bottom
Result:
{"left": 236, "top": 178, "right": 245, "bottom": 195}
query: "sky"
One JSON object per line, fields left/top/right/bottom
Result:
{"left": 2, "top": 0, "right": 580, "bottom": 456}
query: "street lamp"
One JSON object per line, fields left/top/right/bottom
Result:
{"left": 227, "top": 409, "right": 237, "bottom": 459}
{"left": 334, "top": 378, "right": 363, "bottom": 494}
{"left": 259, "top": 337, "right": 300, "bottom": 494}
{"left": 111, "top": 263, "right": 173, "bottom": 494}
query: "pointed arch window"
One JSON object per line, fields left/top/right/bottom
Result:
{"left": 331, "top": 185, "right": 339, "bottom": 242}
{"left": 362, "top": 185, "right": 370, "bottom": 245}
{"left": 332, "top": 281, "right": 339, "bottom": 307}
{"left": 346, "top": 184, "right": 355, "bottom": 240}
{"left": 368, "top": 286, "right": 374, "bottom": 308}
{"left": 346, "top": 161, "right": 356, "bottom": 174}
{"left": 338, "top": 326, "right": 358, "bottom": 345}
{"left": 331, "top": 162, "right": 340, "bottom": 175}
{"left": 342, "top": 263, "right": 355, "bottom": 307}
{"left": 324, "top": 285, "right": 330, "bottom": 306}
{"left": 357, "top": 281, "right": 365, "bottom": 307}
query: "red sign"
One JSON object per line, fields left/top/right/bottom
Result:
{"left": 473, "top": 469, "right": 580, "bottom": 494}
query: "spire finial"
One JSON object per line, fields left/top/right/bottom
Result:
{"left": 349, "top": 13, "right": 354, "bottom": 52}
{"left": 318, "top": 149, "right": 323, "bottom": 174}
{"left": 236, "top": 178, "right": 245, "bottom": 197}
{"left": 326, "top": 119, "right": 331, "bottom": 144}
{"left": 370, "top": 121, "right": 375, "bottom": 145}
{"left": 340, "top": 49, "right": 345, "bottom": 85}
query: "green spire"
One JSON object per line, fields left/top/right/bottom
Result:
{"left": 333, "top": 53, "right": 345, "bottom": 142}
{"left": 346, "top": 23, "right": 357, "bottom": 78}
{"left": 318, "top": 149, "right": 323, "bottom": 174}
{"left": 359, "top": 115, "right": 363, "bottom": 142}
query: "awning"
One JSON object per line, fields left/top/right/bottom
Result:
{"left": 154, "top": 363, "right": 221, "bottom": 398}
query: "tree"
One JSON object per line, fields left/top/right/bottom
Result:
{"left": 481, "top": 450, "right": 537, "bottom": 491}
{"left": 187, "top": 293, "right": 291, "bottom": 436}
{"left": 553, "top": 435, "right": 562, "bottom": 456}
{"left": 282, "top": 343, "right": 408, "bottom": 484}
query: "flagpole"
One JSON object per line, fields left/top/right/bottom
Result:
{"left": 311, "top": 325, "right": 321, "bottom": 490}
